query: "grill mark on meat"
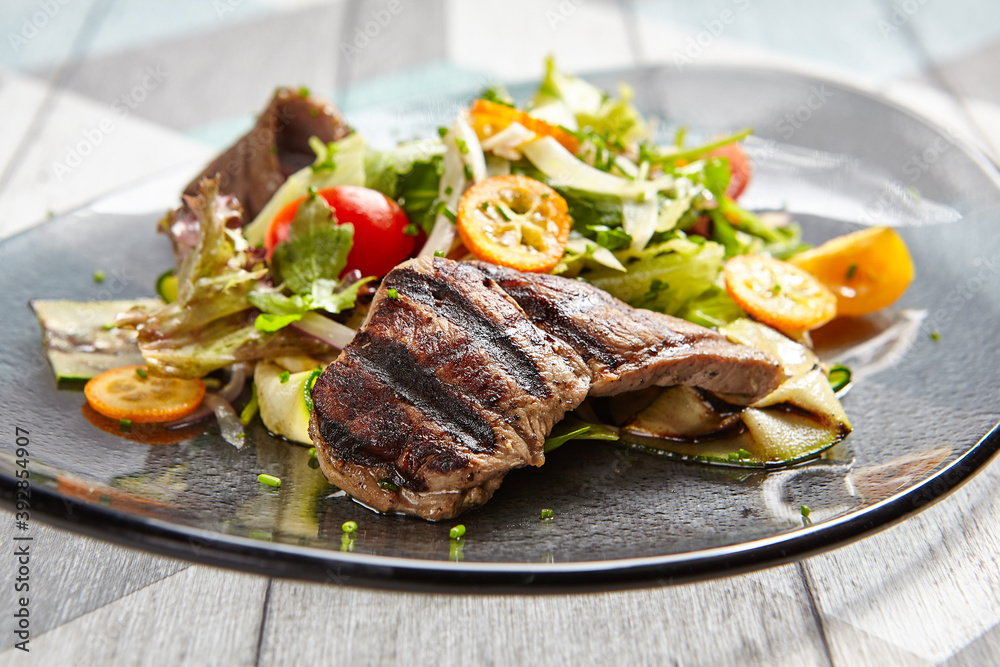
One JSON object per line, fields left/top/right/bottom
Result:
{"left": 383, "top": 266, "right": 552, "bottom": 398}
{"left": 349, "top": 329, "right": 498, "bottom": 455}
{"left": 492, "top": 278, "right": 626, "bottom": 369}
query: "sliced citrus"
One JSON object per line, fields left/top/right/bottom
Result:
{"left": 788, "top": 226, "right": 913, "bottom": 317}
{"left": 457, "top": 174, "right": 572, "bottom": 273}
{"left": 470, "top": 99, "right": 579, "bottom": 154}
{"left": 724, "top": 254, "right": 837, "bottom": 336}
{"left": 84, "top": 365, "right": 206, "bottom": 423}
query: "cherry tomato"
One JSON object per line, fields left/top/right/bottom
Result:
{"left": 788, "top": 226, "right": 914, "bottom": 317}
{"left": 706, "top": 142, "right": 752, "bottom": 200}
{"left": 265, "top": 186, "right": 415, "bottom": 278}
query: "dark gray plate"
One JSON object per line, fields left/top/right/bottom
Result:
{"left": 2, "top": 66, "right": 999, "bottom": 591}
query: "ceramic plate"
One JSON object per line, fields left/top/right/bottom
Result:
{"left": 2, "top": 66, "right": 999, "bottom": 591}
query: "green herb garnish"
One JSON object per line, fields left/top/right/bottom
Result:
{"left": 449, "top": 524, "right": 466, "bottom": 539}
{"left": 540, "top": 509, "right": 554, "bottom": 520}
{"left": 342, "top": 520, "right": 358, "bottom": 534}
{"left": 279, "top": 370, "right": 290, "bottom": 384}
{"left": 258, "top": 473, "right": 281, "bottom": 488}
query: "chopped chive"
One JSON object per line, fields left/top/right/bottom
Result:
{"left": 386, "top": 288, "right": 399, "bottom": 299}
{"left": 800, "top": 505, "right": 811, "bottom": 518}
{"left": 728, "top": 452, "right": 740, "bottom": 460}
{"left": 494, "top": 203, "right": 513, "bottom": 222}
{"left": 737, "top": 448, "right": 752, "bottom": 459}
{"left": 298, "top": 86, "right": 310, "bottom": 98}
{"left": 540, "top": 508, "right": 554, "bottom": 520}
{"left": 93, "top": 270, "right": 106, "bottom": 283}
{"left": 828, "top": 364, "right": 852, "bottom": 392}
{"left": 455, "top": 138, "right": 468, "bottom": 154}
{"left": 240, "top": 383, "right": 259, "bottom": 425}
{"left": 135, "top": 368, "right": 148, "bottom": 379}
{"left": 444, "top": 186, "right": 453, "bottom": 196}
{"left": 433, "top": 250, "right": 446, "bottom": 258}
{"left": 342, "top": 520, "right": 358, "bottom": 534}
{"left": 437, "top": 126, "right": 449, "bottom": 138}
{"left": 378, "top": 479, "right": 400, "bottom": 491}
{"left": 308, "top": 447, "right": 317, "bottom": 459}
{"left": 119, "top": 418, "right": 132, "bottom": 433}
{"left": 102, "top": 322, "right": 116, "bottom": 330}
{"left": 403, "top": 223, "right": 419, "bottom": 236}
{"left": 479, "top": 201, "right": 489, "bottom": 212}
{"left": 930, "top": 331, "right": 941, "bottom": 341}
{"left": 303, "top": 369, "right": 322, "bottom": 413}
{"left": 846, "top": 263, "right": 858, "bottom": 280}
{"left": 541, "top": 192, "right": 550, "bottom": 199}
{"left": 449, "top": 524, "right": 466, "bottom": 539}
{"left": 279, "top": 370, "right": 290, "bottom": 384}
{"left": 306, "top": 185, "right": 318, "bottom": 198}
{"left": 258, "top": 473, "right": 281, "bottom": 487}
{"left": 771, "top": 284, "right": 781, "bottom": 295}
{"left": 463, "top": 164, "right": 473, "bottom": 180}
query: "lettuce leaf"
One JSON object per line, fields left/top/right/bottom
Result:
{"left": 580, "top": 235, "right": 742, "bottom": 325}
{"left": 117, "top": 178, "right": 331, "bottom": 378}
{"left": 269, "top": 194, "right": 353, "bottom": 293}
{"left": 365, "top": 140, "right": 445, "bottom": 235}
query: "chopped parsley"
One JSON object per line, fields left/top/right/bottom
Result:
{"left": 386, "top": 288, "right": 399, "bottom": 299}
{"left": 279, "top": 370, "right": 290, "bottom": 384}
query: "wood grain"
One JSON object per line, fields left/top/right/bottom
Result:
{"left": 0, "top": 517, "right": 188, "bottom": 652}
{"left": 257, "top": 564, "right": 831, "bottom": 666}
{"left": 0, "top": 565, "right": 268, "bottom": 667}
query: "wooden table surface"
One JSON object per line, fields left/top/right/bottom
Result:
{"left": 2, "top": 1, "right": 1000, "bottom": 664}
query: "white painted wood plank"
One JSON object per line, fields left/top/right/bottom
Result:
{"left": 445, "top": 0, "right": 637, "bottom": 83}
{"left": 0, "top": 566, "right": 268, "bottom": 666}
{"left": 0, "top": 512, "right": 189, "bottom": 652}
{"left": 0, "top": 71, "right": 51, "bottom": 175}
{"left": 0, "top": 84, "right": 212, "bottom": 239}
{"left": 258, "top": 564, "right": 829, "bottom": 666}
{"left": 803, "top": 455, "right": 1000, "bottom": 664}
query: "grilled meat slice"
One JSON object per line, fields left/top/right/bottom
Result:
{"left": 311, "top": 258, "right": 783, "bottom": 520}
{"left": 309, "top": 258, "right": 591, "bottom": 521}
{"left": 183, "top": 87, "right": 350, "bottom": 220}
{"left": 471, "top": 262, "right": 782, "bottom": 403}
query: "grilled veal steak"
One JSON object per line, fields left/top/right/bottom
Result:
{"left": 310, "top": 258, "right": 782, "bottom": 520}
{"left": 472, "top": 262, "right": 780, "bottom": 403}
{"left": 183, "top": 87, "right": 350, "bottom": 220}
{"left": 309, "top": 258, "right": 591, "bottom": 520}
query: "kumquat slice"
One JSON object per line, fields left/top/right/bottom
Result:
{"left": 84, "top": 365, "right": 206, "bottom": 424}
{"left": 456, "top": 174, "right": 572, "bottom": 273}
